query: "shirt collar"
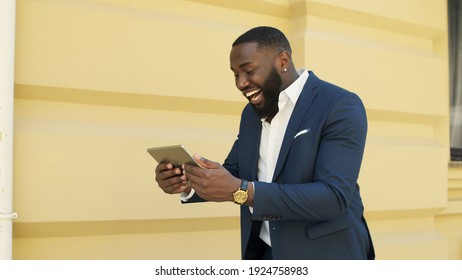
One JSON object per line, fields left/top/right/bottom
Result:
{"left": 280, "top": 69, "right": 309, "bottom": 106}
{"left": 260, "top": 69, "right": 309, "bottom": 123}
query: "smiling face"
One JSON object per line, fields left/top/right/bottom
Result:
{"left": 230, "top": 42, "right": 282, "bottom": 120}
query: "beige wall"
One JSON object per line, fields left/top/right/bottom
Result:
{"left": 12, "top": 0, "right": 461, "bottom": 259}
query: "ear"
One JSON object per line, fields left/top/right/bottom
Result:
{"left": 277, "top": 50, "right": 291, "bottom": 73}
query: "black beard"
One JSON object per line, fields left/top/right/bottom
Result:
{"left": 254, "top": 67, "right": 282, "bottom": 120}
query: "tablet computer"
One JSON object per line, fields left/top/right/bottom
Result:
{"left": 147, "top": 144, "right": 202, "bottom": 168}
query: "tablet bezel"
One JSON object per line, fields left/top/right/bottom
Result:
{"left": 147, "top": 145, "right": 201, "bottom": 168}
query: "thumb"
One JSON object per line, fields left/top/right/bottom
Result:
{"left": 193, "top": 154, "right": 218, "bottom": 169}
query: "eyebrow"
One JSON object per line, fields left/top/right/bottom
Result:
{"left": 239, "top": 61, "right": 252, "bottom": 68}
{"left": 231, "top": 61, "right": 252, "bottom": 72}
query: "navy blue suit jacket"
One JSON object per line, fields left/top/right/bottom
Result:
{"left": 192, "top": 72, "right": 374, "bottom": 259}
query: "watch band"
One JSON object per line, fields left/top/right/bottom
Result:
{"left": 240, "top": 180, "right": 248, "bottom": 191}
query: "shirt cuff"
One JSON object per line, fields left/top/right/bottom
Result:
{"left": 180, "top": 188, "right": 195, "bottom": 202}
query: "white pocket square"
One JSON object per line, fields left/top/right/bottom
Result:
{"left": 294, "top": 128, "right": 311, "bottom": 139}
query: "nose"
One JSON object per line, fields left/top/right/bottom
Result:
{"left": 235, "top": 75, "right": 249, "bottom": 91}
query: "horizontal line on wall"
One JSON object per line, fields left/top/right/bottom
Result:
{"left": 370, "top": 230, "right": 445, "bottom": 247}
{"left": 15, "top": 84, "right": 245, "bottom": 116}
{"left": 366, "top": 108, "right": 445, "bottom": 126}
{"left": 291, "top": 1, "right": 446, "bottom": 58}
{"left": 448, "top": 189, "right": 462, "bottom": 201}
{"left": 186, "top": 0, "right": 290, "bottom": 18}
{"left": 16, "top": 85, "right": 446, "bottom": 124}
{"left": 13, "top": 216, "right": 240, "bottom": 238}
{"left": 302, "top": 1, "right": 443, "bottom": 40}
{"left": 365, "top": 207, "right": 445, "bottom": 221}
{"left": 437, "top": 201, "right": 462, "bottom": 216}
{"left": 449, "top": 161, "right": 462, "bottom": 169}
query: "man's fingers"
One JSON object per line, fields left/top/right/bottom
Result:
{"left": 193, "top": 154, "right": 219, "bottom": 169}
{"left": 162, "top": 183, "right": 187, "bottom": 194}
{"left": 155, "top": 162, "right": 173, "bottom": 173}
{"left": 156, "top": 166, "right": 182, "bottom": 181}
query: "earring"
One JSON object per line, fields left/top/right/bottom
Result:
{"left": 283, "top": 69, "right": 287, "bottom": 72}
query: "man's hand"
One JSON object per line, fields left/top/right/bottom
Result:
{"left": 183, "top": 154, "right": 241, "bottom": 202}
{"left": 155, "top": 162, "right": 191, "bottom": 194}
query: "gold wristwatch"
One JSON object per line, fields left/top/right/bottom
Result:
{"left": 233, "top": 180, "right": 249, "bottom": 205}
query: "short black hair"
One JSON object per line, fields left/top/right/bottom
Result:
{"left": 232, "top": 26, "right": 292, "bottom": 54}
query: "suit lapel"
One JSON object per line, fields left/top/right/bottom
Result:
{"left": 272, "top": 71, "right": 319, "bottom": 181}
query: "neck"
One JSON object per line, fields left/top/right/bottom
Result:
{"left": 281, "top": 68, "right": 300, "bottom": 91}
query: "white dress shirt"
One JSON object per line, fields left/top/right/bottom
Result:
{"left": 255, "top": 69, "right": 309, "bottom": 246}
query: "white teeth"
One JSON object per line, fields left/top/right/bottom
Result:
{"left": 245, "top": 89, "right": 260, "bottom": 98}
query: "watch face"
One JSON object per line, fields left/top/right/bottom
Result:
{"left": 234, "top": 190, "right": 248, "bottom": 204}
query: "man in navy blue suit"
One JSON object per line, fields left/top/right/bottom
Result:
{"left": 155, "top": 26, "right": 374, "bottom": 260}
